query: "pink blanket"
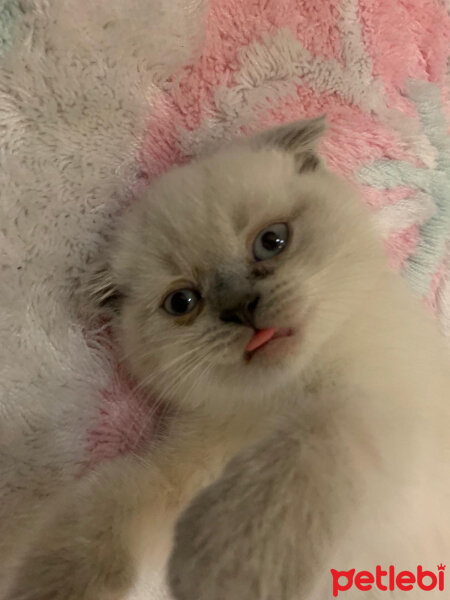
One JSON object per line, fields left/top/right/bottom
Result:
{"left": 0, "top": 0, "right": 449, "bottom": 596}
{"left": 89, "top": 0, "right": 450, "bottom": 465}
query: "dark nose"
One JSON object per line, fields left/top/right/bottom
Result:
{"left": 220, "top": 295, "right": 260, "bottom": 327}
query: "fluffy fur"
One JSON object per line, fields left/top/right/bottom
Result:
{"left": 7, "top": 118, "right": 450, "bottom": 599}
{"left": 0, "top": 1, "right": 206, "bottom": 596}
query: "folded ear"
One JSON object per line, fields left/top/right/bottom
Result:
{"left": 249, "top": 115, "right": 326, "bottom": 173}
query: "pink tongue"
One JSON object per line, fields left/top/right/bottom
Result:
{"left": 246, "top": 328, "right": 276, "bottom": 352}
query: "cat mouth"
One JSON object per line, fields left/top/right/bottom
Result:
{"left": 244, "top": 327, "right": 294, "bottom": 359}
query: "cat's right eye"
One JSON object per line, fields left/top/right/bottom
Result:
{"left": 163, "top": 288, "right": 200, "bottom": 316}
{"left": 253, "top": 222, "right": 289, "bottom": 262}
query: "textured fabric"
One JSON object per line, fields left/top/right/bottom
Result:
{"left": 90, "top": 0, "right": 450, "bottom": 465}
{"left": 0, "top": 1, "right": 449, "bottom": 598}
{"left": 0, "top": 2, "right": 204, "bottom": 597}
{"left": 0, "top": 0, "right": 19, "bottom": 55}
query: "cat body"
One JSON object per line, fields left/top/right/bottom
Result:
{"left": 169, "top": 271, "right": 450, "bottom": 600}
{"left": 8, "top": 118, "right": 450, "bottom": 599}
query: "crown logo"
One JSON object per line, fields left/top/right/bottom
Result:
{"left": 437, "top": 564, "right": 446, "bottom": 571}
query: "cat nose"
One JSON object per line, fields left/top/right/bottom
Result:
{"left": 220, "top": 294, "right": 260, "bottom": 327}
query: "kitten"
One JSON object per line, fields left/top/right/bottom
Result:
{"left": 8, "top": 117, "right": 450, "bottom": 600}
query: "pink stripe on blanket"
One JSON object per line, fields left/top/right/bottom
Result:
{"left": 85, "top": 367, "right": 165, "bottom": 469}
{"left": 385, "top": 225, "right": 420, "bottom": 272}
{"left": 360, "top": 187, "right": 415, "bottom": 210}
{"left": 426, "top": 256, "right": 450, "bottom": 314}
{"left": 88, "top": 0, "right": 450, "bottom": 463}
{"left": 359, "top": 0, "right": 449, "bottom": 88}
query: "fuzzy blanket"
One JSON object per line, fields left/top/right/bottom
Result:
{"left": 0, "top": 0, "right": 449, "bottom": 597}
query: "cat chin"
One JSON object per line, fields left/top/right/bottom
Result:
{"left": 206, "top": 356, "right": 305, "bottom": 407}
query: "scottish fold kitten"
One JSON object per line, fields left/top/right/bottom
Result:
{"left": 8, "top": 118, "right": 450, "bottom": 600}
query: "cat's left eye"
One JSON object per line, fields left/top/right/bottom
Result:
{"left": 253, "top": 223, "right": 289, "bottom": 261}
{"left": 163, "top": 288, "right": 200, "bottom": 316}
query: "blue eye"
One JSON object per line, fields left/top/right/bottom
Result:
{"left": 163, "top": 288, "right": 200, "bottom": 316}
{"left": 253, "top": 223, "right": 289, "bottom": 261}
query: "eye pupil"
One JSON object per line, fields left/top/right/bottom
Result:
{"left": 262, "top": 231, "right": 283, "bottom": 251}
{"left": 253, "top": 223, "right": 289, "bottom": 262}
{"left": 163, "top": 288, "right": 200, "bottom": 316}
{"left": 171, "top": 292, "right": 192, "bottom": 314}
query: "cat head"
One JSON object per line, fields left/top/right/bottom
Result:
{"left": 91, "top": 117, "right": 385, "bottom": 413}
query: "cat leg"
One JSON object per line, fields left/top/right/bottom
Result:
{"left": 7, "top": 413, "right": 262, "bottom": 600}
{"left": 168, "top": 410, "right": 367, "bottom": 600}
{"left": 6, "top": 455, "right": 152, "bottom": 600}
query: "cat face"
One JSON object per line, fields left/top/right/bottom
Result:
{"left": 96, "top": 118, "right": 385, "bottom": 411}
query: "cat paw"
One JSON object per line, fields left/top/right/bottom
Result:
{"left": 168, "top": 482, "right": 255, "bottom": 600}
{"left": 168, "top": 450, "right": 279, "bottom": 600}
{"left": 8, "top": 544, "right": 131, "bottom": 600}
{"left": 168, "top": 427, "right": 306, "bottom": 600}
{"left": 7, "top": 482, "right": 134, "bottom": 600}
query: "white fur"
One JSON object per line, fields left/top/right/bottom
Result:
{"left": 0, "top": 1, "right": 205, "bottom": 597}
{"left": 1, "top": 3, "right": 449, "bottom": 597}
{"left": 155, "top": 136, "right": 450, "bottom": 599}
{"left": 9, "top": 124, "right": 446, "bottom": 599}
